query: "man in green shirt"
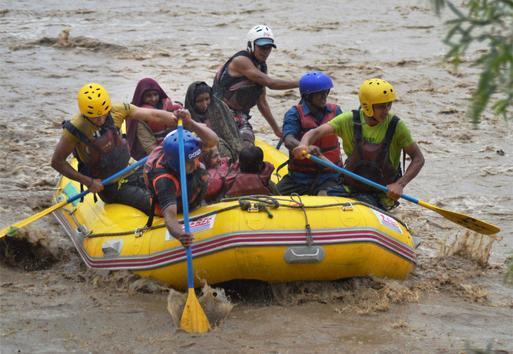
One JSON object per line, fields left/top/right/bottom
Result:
{"left": 293, "top": 78, "right": 425, "bottom": 210}
{"left": 51, "top": 82, "right": 180, "bottom": 214}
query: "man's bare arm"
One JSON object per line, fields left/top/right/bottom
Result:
{"left": 230, "top": 56, "right": 298, "bottom": 90}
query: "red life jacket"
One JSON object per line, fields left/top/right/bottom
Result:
{"left": 224, "top": 162, "right": 275, "bottom": 197}
{"left": 144, "top": 146, "right": 206, "bottom": 216}
{"left": 143, "top": 98, "right": 183, "bottom": 143}
{"left": 204, "top": 158, "right": 235, "bottom": 202}
{"left": 288, "top": 103, "right": 342, "bottom": 173}
{"left": 344, "top": 110, "right": 401, "bottom": 192}
{"left": 62, "top": 115, "right": 130, "bottom": 179}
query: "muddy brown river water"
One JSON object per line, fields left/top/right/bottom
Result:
{"left": 1, "top": 1, "right": 512, "bottom": 352}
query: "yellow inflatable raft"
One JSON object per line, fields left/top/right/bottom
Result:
{"left": 53, "top": 140, "right": 416, "bottom": 290}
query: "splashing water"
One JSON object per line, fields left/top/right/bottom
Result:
{"left": 167, "top": 283, "right": 234, "bottom": 328}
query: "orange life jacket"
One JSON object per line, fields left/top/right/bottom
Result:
{"left": 144, "top": 146, "right": 206, "bottom": 216}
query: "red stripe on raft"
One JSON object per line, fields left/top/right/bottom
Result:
{"left": 78, "top": 231, "right": 416, "bottom": 269}
{"left": 53, "top": 211, "right": 415, "bottom": 269}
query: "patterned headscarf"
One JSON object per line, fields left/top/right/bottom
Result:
{"left": 185, "top": 81, "right": 243, "bottom": 160}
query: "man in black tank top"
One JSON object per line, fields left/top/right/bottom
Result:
{"left": 212, "top": 25, "right": 299, "bottom": 145}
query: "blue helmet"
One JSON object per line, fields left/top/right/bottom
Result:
{"left": 163, "top": 129, "right": 202, "bottom": 172}
{"left": 299, "top": 71, "right": 333, "bottom": 96}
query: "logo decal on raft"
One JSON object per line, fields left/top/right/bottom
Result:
{"left": 371, "top": 209, "right": 403, "bottom": 234}
{"left": 165, "top": 215, "right": 217, "bottom": 241}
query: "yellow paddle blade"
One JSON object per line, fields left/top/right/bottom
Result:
{"left": 180, "top": 288, "right": 210, "bottom": 333}
{"left": 418, "top": 200, "right": 500, "bottom": 235}
{"left": 0, "top": 200, "right": 67, "bottom": 239}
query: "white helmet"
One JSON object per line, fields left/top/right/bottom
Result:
{"left": 246, "top": 24, "right": 276, "bottom": 52}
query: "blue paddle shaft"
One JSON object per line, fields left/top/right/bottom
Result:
{"left": 177, "top": 122, "right": 195, "bottom": 290}
{"left": 66, "top": 156, "right": 148, "bottom": 205}
{"left": 308, "top": 154, "right": 419, "bottom": 204}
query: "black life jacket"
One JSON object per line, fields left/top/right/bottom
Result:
{"left": 212, "top": 50, "right": 267, "bottom": 113}
{"left": 344, "top": 110, "right": 401, "bottom": 192}
{"left": 288, "top": 103, "right": 342, "bottom": 173}
{"left": 62, "top": 114, "right": 130, "bottom": 179}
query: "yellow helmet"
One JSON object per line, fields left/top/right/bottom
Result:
{"left": 358, "top": 78, "right": 397, "bottom": 117}
{"left": 77, "top": 83, "right": 111, "bottom": 118}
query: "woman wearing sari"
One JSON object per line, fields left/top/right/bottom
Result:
{"left": 184, "top": 81, "right": 243, "bottom": 161}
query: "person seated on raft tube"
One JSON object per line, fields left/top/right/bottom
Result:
{"left": 203, "top": 145, "right": 277, "bottom": 201}
{"left": 143, "top": 116, "right": 218, "bottom": 247}
{"left": 184, "top": 81, "right": 243, "bottom": 162}
{"left": 278, "top": 71, "right": 344, "bottom": 196}
{"left": 51, "top": 82, "right": 179, "bottom": 214}
{"left": 224, "top": 146, "right": 279, "bottom": 198}
{"left": 212, "top": 24, "right": 299, "bottom": 146}
{"left": 293, "top": 78, "right": 425, "bottom": 210}
{"left": 126, "top": 78, "right": 183, "bottom": 160}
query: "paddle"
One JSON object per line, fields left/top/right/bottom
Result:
{"left": 307, "top": 153, "right": 500, "bottom": 236}
{"left": 177, "top": 119, "right": 210, "bottom": 333}
{"left": 0, "top": 157, "right": 149, "bottom": 239}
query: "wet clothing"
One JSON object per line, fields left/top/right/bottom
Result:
{"left": 185, "top": 81, "right": 243, "bottom": 161}
{"left": 62, "top": 103, "right": 151, "bottom": 213}
{"left": 213, "top": 50, "right": 267, "bottom": 114}
{"left": 144, "top": 145, "right": 207, "bottom": 216}
{"left": 278, "top": 100, "right": 343, "bottom": 196}
{"left": 127, "top": 78, "right": 182, "bottom": 160}
{"left": 224, "top": 162, "right": 277, "bottom": 197}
